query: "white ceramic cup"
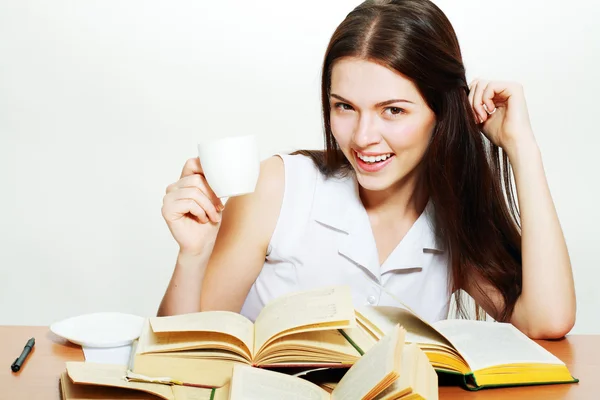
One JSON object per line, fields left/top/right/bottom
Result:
{"left": 197, "top": 134, "right": 260, "bottom": 198}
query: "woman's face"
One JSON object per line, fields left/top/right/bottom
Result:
{"left": 329, "top": 57, "right": 436, "bottom": 192}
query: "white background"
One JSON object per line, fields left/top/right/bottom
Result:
{"left": 1, "top": 0, "right": 598, "bottom": 333}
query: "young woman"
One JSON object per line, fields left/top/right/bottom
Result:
{"left": 158, "top": 0, "right": 576, "bottom": 339}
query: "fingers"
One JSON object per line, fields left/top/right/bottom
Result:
{"left": 164, "top": 158, "right": 225, "bottom": 225}
{"left": 180, "top": 157, "right": 203, "bottom": 179}
{"left": 163, "top": 187, "right": 221, "bottom": 223}
{"left": 469, "top": 79, "right": 502, "bottom": 125}
{"left": 164, "top": 198, "right": 211, "bottom": 224}
{"left": 481, "top": 83, "right": 499, "bottom": 118}
{"left": 469, "top": 79, "right": 489, "bottom": 124}
{"left": 166, "top": 173, "right": 223, "bottom": 209}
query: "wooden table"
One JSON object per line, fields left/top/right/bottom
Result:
{"left": 2, "top": 326, "right": 598, "bottom": 399}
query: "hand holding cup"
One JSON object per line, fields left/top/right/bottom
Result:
{"left": 161, "top": 135, "right": 260, "bottom": 256}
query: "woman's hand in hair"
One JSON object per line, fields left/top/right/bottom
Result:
{"left": 468, "top": 79, "right": 536, "bottom": 155}
{"left": 469, "top": 80, "right": 576, "bottom": 339}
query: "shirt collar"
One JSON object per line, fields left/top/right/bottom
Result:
{"left": 311, "top": 172, "right": 444, "bottom": 279}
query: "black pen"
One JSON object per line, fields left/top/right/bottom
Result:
{"left": 11, "top": 337, "right": 35, "bottom": 372}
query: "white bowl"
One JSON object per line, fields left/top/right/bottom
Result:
{"left": 50, "top": 312, "right": 145, "bottom": 348}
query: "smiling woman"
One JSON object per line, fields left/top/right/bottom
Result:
{"left": 158, "top": 0, "right": 576, "bottom": 340}
{"left": 327, "top": 58, "right": 436, "bottom": 191}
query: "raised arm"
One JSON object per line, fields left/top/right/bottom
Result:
{"left": 466, "top": 80, "right": 576, "bottom": 339}
{"left": 157, "top": 156, "right": 284, "bottom": 316}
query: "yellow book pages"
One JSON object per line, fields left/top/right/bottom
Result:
{"left": 140, "top": 320, "right": 251, "bottom": 362}
{"left": 356, "top": 306, "right": 469, "bottom": 375}
{"left": 132, "top": 352, "right": 237, "bottom": 388}
{"left": 210, "top": 384, "right": 231, "bottom": 400}
{"left": 433, "top": 319, "right": 576, "bottom": 387}
{"left": 434, "top": 320, "right": 564, "bottom": 371}
{"left": 374, "top": 344, "right": 419, "bottom": 400}
{"left": 423, "top": 350, "right": 469, "bottom": 374}
{"left": 254, "top": 286, "right": 356, "bottom": 356}
{"left": 318, "top": 382, "right": 337, "bottom": 393}
{"left": 416, "top": 344, "right": 438, "bottom": 400}
{"left": 426, "top": 370, "right": 438, "bottom": 400}
{"left": 149, "top": 311, "right": 254, "bottom": 356}
{"left": 357, "top": 306, "right": 452, "bottom": 348}
{"left": 140, "top": 286, "right": 355, "bottom": 366}
{"left": 143, "top": 332, "right": 249, "bottom": 359}
{"left": 66, "top": 362, "right": 176, "bottom": 400}
{"left": 331, "top": 324, "right": 405, "bottom": 400}
{"left": 355, "top": 305, "right": 573, "bottom": 388}
{"left": 255, "top": 329, "right": 362, "bottom": 365}
{"left": 64, "top": 364, "right": 218, "bottom": 400}
{"left": 60, "top": 372, "right": 160, "bottom": 400}
{"left": 171, "top": 385, "right": 220, "bottom": 400}
{"left": 228, "top": 364, "right": 330, "bottom": 400}
{"left": 341, "top": 323, "right": 379, "bottom": 354}
{"left": 473, "top": 366, "right": 574, "bottom": 387}
{"left": 130, "top": 286, "right": 358, "bottom": 388}
{"left": 354, "top": 316, "right": 381, "bottom": 343}
{"left": 169, "top": 349, "right": 249, "bottom": 363}
{"left": 375, "top": 344, "right": 437, "bottom": 400}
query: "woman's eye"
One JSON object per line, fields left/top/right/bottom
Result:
{"left": 384, "top": 107, "right": 405, "bottom": 116}
{"left": 334, "top": 102, "right": 353, "bottom": 111}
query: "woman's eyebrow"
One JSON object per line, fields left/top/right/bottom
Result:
{"left": 330, "top": 93, "right": 415, "bottom": 107}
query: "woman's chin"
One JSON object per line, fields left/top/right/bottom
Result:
{"left": 354, "top": 172, "right": 397, "bottom": 192}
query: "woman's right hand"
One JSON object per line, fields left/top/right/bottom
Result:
{"left": 161, "top": 157, "right": 224, "bottom": 257}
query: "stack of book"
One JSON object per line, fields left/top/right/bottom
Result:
{"left": 58, "top": 285, "right": 577, "bottom": 399}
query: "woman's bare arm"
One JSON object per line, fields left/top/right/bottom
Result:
{"left": 465, "top": 80, "right": 575, "bottom": 339}
{"left": 200, "top": 156, "right": 285, "bottom": 312}
{"left": 469, "top": 140, "right": 576, "bottom": 339}
{"left": 157, "top": 156, "right": 284, "bottom": 315}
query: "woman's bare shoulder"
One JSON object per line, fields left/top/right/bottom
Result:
{"left": 210, "top": 155, "right": 285, "bottom": 257}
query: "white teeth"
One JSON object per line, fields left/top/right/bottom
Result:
{"left": 357, "top": 152, "right": 393, "bottom": 163}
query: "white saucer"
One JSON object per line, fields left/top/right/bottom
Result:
{"left": 50, "top": 312, "right": 145, "bottom": 348}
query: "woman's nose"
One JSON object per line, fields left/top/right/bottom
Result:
{"left": 352, "top": 114, "right": 382, "bottom": 148}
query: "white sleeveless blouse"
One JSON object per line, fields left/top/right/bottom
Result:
{"left": 240, "top": 154, "right": 451, "bottom": 323}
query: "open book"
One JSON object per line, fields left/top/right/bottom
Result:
{"left": 129, "top": 286, "right": 363, "bottom": 387}
{"left": 353, "top": 305, "right": 578, "bottom": 390}
{"left": 61, "top": 365, "right": 225, "bottom": 400}
{"left": 64, "top": 324, "right": 438, "bottom": 400}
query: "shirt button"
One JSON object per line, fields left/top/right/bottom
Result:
{"left": 367, "top": 295, "right": 377, "bottom": 305}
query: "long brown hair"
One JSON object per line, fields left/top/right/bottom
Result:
{"left": 294, "top": 0, "right": 522, "bottom": 322}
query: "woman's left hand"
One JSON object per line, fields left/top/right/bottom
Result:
{"left": 468, "top": 79, "right": 536, "bottom": 153}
